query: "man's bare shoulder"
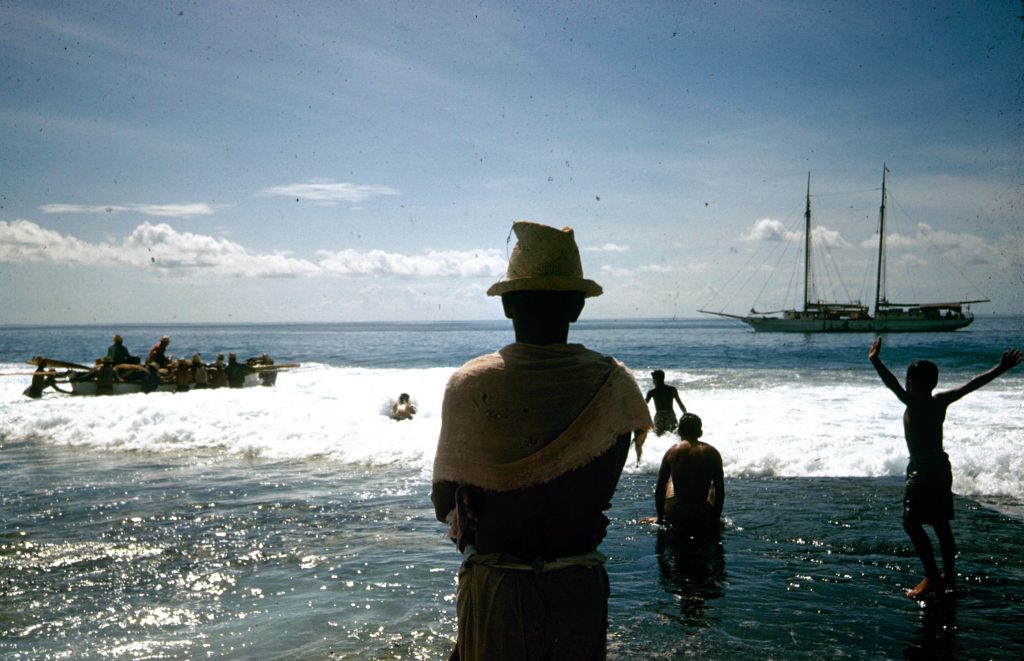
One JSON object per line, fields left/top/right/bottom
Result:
{"left": 663, "top": 441, "right": 691, "bottom": 462}
{"left": 673, "top": 440, "right": 722, "bottom": 463}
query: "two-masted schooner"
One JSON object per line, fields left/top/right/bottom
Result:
{"left": 700, "top": 166, "right": 988, "bottom": 332}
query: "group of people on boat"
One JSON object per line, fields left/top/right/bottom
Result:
{"left": 25, "top": 334, "right": 278, "bottom": 397}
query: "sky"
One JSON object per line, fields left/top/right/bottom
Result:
{"left": 1, "top": 0, "right": 1021, "bottom": 324}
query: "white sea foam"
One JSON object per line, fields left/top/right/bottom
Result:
{"left": 2, "top": 363, "right": 1022, "bottom": 498}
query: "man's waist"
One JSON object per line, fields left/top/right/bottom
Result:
{"left": 462, "top": 546, "right": 606, "bottom": 573}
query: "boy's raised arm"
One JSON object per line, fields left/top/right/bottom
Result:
{"left": 939, "top": 348, "right": 1022, "bottom": 404}
{"left": 869, "top": 336, "right": 908, "bottom": 403}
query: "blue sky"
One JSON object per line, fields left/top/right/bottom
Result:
{"left": 1, "top": 1, "right": 1021, "bottom": 324}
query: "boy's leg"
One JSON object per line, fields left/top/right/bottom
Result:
{"left": 903, "top": 518, "right": 941, "bottom": 598}
{"left": 932, "top": 520, "right": 956, "bottom": 591}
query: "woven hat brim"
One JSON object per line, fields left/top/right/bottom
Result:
{"left": 486, "top": 276, "right": 603, "bottom": 298}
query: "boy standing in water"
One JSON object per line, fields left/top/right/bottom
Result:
{"left": 869, "top": 336, "right": 1021, "bottom": 599}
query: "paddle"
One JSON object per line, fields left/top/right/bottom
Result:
{"left": 27, "top": 357, "right": 93, "bottom": 371}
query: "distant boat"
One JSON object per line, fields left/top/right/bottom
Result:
{"left": 700, "top": 165, "right": 988, "bottom": 332}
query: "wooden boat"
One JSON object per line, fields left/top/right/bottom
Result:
{"left": 25, "top": 355, "right": 296, "bottom": 396}
{"left": 67, "top": 372, "right": 264, "bottom": 395}
{"left": 700, "top": 166, "right": 988, "bottom": 332}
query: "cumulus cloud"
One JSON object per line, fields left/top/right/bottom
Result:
{"left": 1, "top": 219, "right": 510, "bottom": 281}
{"left": 584, "top": 243, "right": 630, "bottom": 253}
{"left": 742, "top": 218, "right": 847, "bottom": 246}
{"left": 121, "top": 223, "right": 319, "bottom": 277}
{"left": 742, "top": 218, "right": 798, "bottom": 242}
{"left": 316, "top": 248, "right": 505, "bottom": 277}
{"left": 261, "top": 180, "right": 400, "bottom": 203}
{"left": 39, "top": 203, "right": 218, "bottom": 218}
{"left": 0, "top": 219, "right": 317, "bottom": 277}
{"left": 0, "top": 219, "right": 117, "bottom": 264}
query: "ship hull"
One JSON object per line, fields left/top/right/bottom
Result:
{"left": 740, "top": 315, "right": 973, "bottom": 333}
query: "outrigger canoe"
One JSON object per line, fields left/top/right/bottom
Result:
{"left": 25, "top": 356, "right": 298, "bottom": 396}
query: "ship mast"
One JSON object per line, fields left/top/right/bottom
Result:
{"left": 874, "top": 164, "right": 888, "bottom": 314}
{"left": 804, "top": 172, "right": 813, "bottom": 311}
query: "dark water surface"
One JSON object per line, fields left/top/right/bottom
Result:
{"left": 3, "top": 439, "right": 1022, "bottom": 660}
{"left": 2, "top": 317, "right": 1022, "bottom": 659}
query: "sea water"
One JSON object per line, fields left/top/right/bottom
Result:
{"left": 1, "top": 317, "right": 1022, "bottom": 659}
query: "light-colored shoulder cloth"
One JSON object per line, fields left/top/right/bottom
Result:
{"left": 433, "top": 343, "right": 652, "bottom": 492}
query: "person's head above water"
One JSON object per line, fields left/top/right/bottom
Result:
{"left": 678, "top": 412, "right": 703, "bottom": 441}
{"left": 906, "top": 360, "right": 939, "bottom": 394}
{"left": 651, "top": 369, "right": 665, "bottom": 384}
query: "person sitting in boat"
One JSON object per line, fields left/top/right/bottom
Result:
{"left": 147, "top": 336, "right": 171, "bottom": 367}
{"left": 389, "top": 393, "right": 417, "bottom": 421}
{"left": 23, "top": 360, "right": 70, "bottom": 398}
{"left": 141, "top": 364, "right": 161, "bottom": 393}
{"left": 191, "top": 354, "right": 209, "bottom": 389}
{"left": 174, "top": 359, "right": 193, "bottom": 392}
{"left": 225, "top": 353, "right": 252, "bottom": 388}
{"left": 249, "top": 353, "right": 277, "bottom": 387}
{"left": 106, "top": 334, "right": 136, "bottom": 365}
{"left": 209, "top": 354, "right": 228, "bottom": 388}
{"left": 96, "top": 357, "right": 119, "bottom": 396}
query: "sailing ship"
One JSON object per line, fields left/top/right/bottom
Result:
{"left": 700, "top": 165, "right": 988, "bottom": 332}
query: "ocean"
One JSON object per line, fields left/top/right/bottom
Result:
{"left": 1, "top": 316, "right": 1022, "bottom": 660}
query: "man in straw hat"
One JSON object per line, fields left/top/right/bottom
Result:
{"left": 432, "top": 221, "right": 651, "bottom": 660}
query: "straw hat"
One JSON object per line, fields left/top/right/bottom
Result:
{"left": 486, "top": 221, "right": 602, "bottom": 297}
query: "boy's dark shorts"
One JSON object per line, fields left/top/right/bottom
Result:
{"left": 903, "top": 454, "right": 954, "bottom": 525}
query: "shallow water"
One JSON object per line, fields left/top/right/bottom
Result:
{"left": 3, "top": 440, "right": 1023, "bottom": 660}
{"left": 1, "top": 317, "right": 1022, "bottom": 659}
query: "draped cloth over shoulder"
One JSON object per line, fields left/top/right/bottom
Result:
{"left": 433, "top": 343, "right": 652, "bottom": 492}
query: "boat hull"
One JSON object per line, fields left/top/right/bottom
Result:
{"left": 70, "top": 373, "right": 261, "bottom": 395}
{"left": 740, "top": 315, "right": 973, "bottom": 333}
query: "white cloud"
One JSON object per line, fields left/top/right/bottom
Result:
{"left": 860, "top": 223, "right": 997, "bottom": 265}
{"left": 584, "top": 243, "right": 630, "bottom": 253}
{"left": 742, "top": 217, "right": 848, "bottom": 246}
{"left": 599, "top": 265, "right": 636, "bottom": 278}
{"left": 639, "top": 262, "right": 710, "bottom": 274}
{"left": 0, "top": 219, "right": 317, "bottom": 278}
{"left": 1, "top": 219, "right": 522, "bottom": 283}
{"left": 39, "top": 203, "right": 218, "bottom": 218}
{"left": 261, "top": 180, "right": 401, "bottom": 203}
{"left": 121, "top": 223, "right": 319, "bottom": 277}
{"left": 0, "top": 219, "right": 117, "bottom": 264}
{"left": 742, "top": 218, "right": 798, "bottom": 242}
{"left": 316, "top": 248, "right": 505, "bottom": 277}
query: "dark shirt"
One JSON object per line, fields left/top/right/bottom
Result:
{"left": 469, "top": 435, "right": 630, "bottom": 560}
{"left": 106, "top": 343, "right": 131, "bottom": 365}
{"left": 225, "top": 362, "right": 248, "bottom": 388}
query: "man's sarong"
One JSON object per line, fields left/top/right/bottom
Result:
{"left": 455, "top": 551, "right": 609, "bottom": 661}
